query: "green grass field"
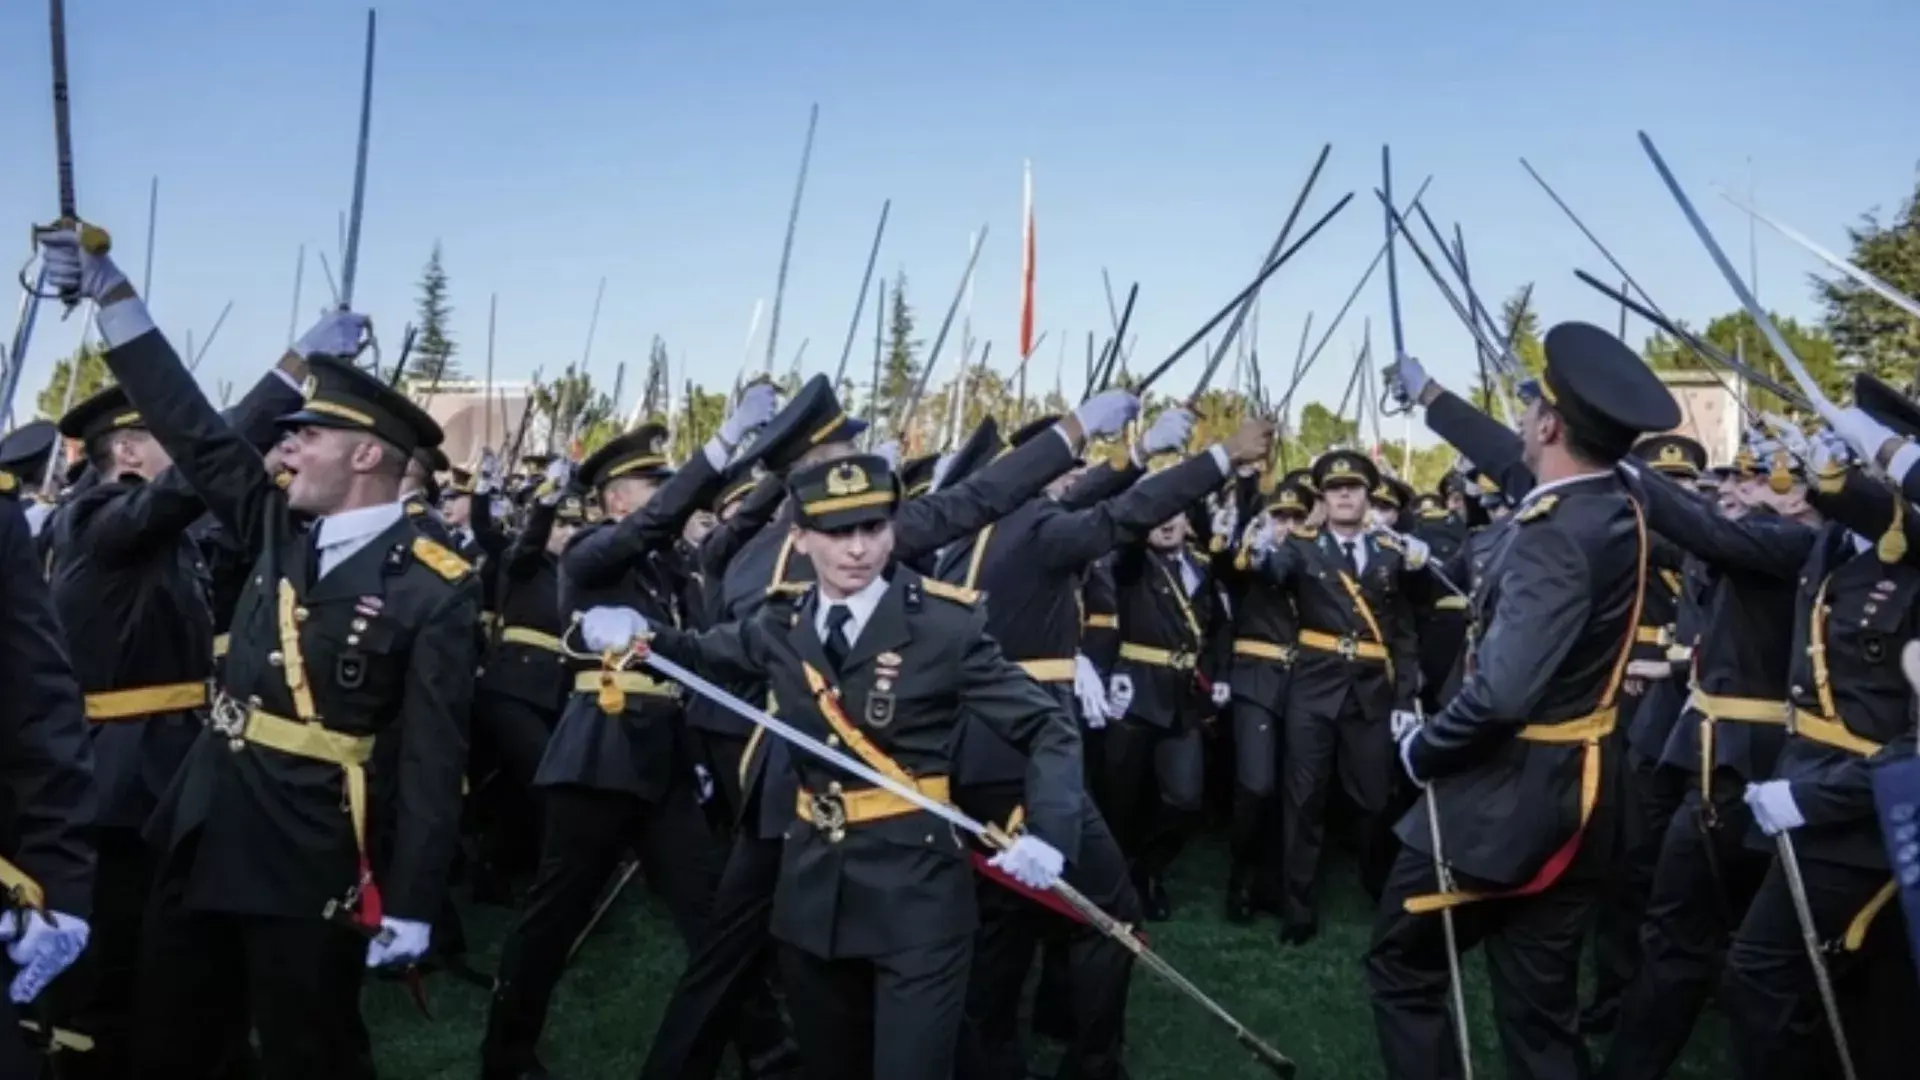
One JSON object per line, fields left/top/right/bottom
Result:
{"left": 370, "top": 837, "right": 1730, "bottom": 1079}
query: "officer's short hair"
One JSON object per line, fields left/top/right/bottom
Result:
{"left": 85, "top": 429, "right": 139, "bottom": 473}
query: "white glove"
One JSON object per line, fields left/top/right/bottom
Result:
{"left": 581, "top": 605, "right": 649, "bottom": 651}
{"left": 1072, "top": 653, "right": 1111, "bottom": 729}
{"left": 365, "top": 917, "right": 431, "bottom": 969}
{"left": 1460, "top": 474, "right": 1482, "bottom": 498}
{"left": 1107, "top": 673, "right": 1134, "bottom": 717}
{"left": 872, "top": 439, "right": 901, "bottom": 469}
{"left": 3, "top": 911, "right": 88, "bottom": 1004}
{"left": 33, "top": 225, "right": 127, "bottom": 302}
{"left": 545, "top": 458, "right": 573, "bottom": 485}
{"left": 989, "top": 834, "right": 1066, "bottom": 890}
{"left": 1139, "top": 407, "right": 1195, "bottom": 457}
{"left": 1387, "top": 354, "right": 1429, "bottom": 405}
{"left": 1809, "top": 428, "right": 1853, "bottom": 479}
{"left": 930, "top": 453, "right": 956, "bottom": 492}
{"left": 717, "top": 382, "right": 779, "bottom": 449}
{"left": 1744, "top": 780, "right": 1805, "bottom": 836}
{"left": 1762, "top": 412, "right": 1811, "bottom": 463}
{"left": 1209, "top": 499, "right": 1238, "bottom": 547}
{"left": 1073, "top": 390, "right": 1141, "bottom": 441}
{"left": 293, "top": 308, "right": 372, "bottom": 361}
{"left": 1244, "top": 513, "right": 1279, "bottom": 565}
{"left": 1210, "top": 681, "right": 1231, "bottom": 708}
{"left": 1390, "top": 709, "right": 1420, "bottom": 741}
{"left": 1397, "top": 727, "right": 1428, "bottom": 787}
{"left": 1394, "top": 532, "right": 1431, "bottom": 569}
{"left": 1832, "top": 406, "right": 1900, "bottom": 473}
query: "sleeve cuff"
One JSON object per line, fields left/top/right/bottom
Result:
{"left": 1051, "top": 425, "right": 1074, "bottom": 453}
{"left": 94, "top": 297, "right": 158, "bottom": 351}
{"left": 1205, "top": 445, "right": 1230, "bottom": 476}
{"left": 702, "top": 437, "right": 729, "bottom": 472}
{"left": 1888, "top": 441, "right": 1920, "bottom": 487}
{"left": 271, "top": 368, "right": 303, "bottom": 393}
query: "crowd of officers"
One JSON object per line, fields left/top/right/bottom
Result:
{"left": 0, "top": 221, "right": 1914, "bottom": 1080}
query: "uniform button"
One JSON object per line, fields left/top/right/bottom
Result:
{"left": 267, "top": 651, "right": 284, "bottom": 667}
{"left": 826, "top": 735, "right": 840, "bottom": 748}
{"left": 1791, "top": 685, "right": 1803, "bottom": 696}
{"left": 295, "top": 607, "right": 310, "bottom": 622}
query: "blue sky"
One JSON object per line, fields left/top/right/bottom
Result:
{"left": 1, "top": 0, "right": 1914, "bottom": 432}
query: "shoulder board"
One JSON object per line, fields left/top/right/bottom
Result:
{"left": 1373, "top": 531, "right": 1404, "bottom": 553}
{"left": 921, "top": 579, "right": 980, "bottom": 606}
{"left": 765, "top": 581, "right": 811, "bottom": 600}
{"left": 406, "top": 500, "right": 426, "bottom": 516}
{"left": 411, "top": 536, "right": 471, "bottom": 581}
{"left": 1289, "top": 525, "right": 1319, "bottom": 540}
{"left": 1515, "top": 495, "right": 1558, "bottom": 524}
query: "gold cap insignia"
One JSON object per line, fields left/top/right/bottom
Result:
{"left": 825, "top": 462, "right": 871, "bottom": 496}
{"left": 1658, "top": 443, "right": 1684, "bottom": 466}
{"left": 301, "top": 374, "right": 319, "bottom": 399}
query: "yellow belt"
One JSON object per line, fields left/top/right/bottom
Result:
{"left": 795, "top": 775, "right": 953, "bottom": 831}
{"left": 210, "top": 697, "right": 376, "bottom": 863}
{"left": 212, "top": 633, "right": 231, "bottom": 659}
{"left": 84, "top": 681, "right": 209, "bottom": 722}
{"left": 1295, "top": 629, "right": 1388, "bottom": 662}
{"left": 1016, "top": 658, "right": 1076, "bottom": 683}
{"left": 501, "top": 626, "right": 564, "bottom": 652}
{"left": 1118, "top": 643, "right": 1197, "bottom": 670}
{"left": 1232, "top": 638, "right": 1295, "bottom": 663}
{"left": 1846, "top": 881, "right": 1900, "bottom": 952}
{"left": 1635, "top": 625, "right": 1673, "bottom": 647}
{"left": 1666, "top": 644, "right": 1694, "bottom": 664}
{"left": 1407, "top": 706, "right": 1615, "bottom": 915}
{"left": 574, "top": 669, "right": 681, "bottom": 701}
{"left": 1432, "top": 595, "right": 1468, "bottom": 612}
{"left": 1789, "top": 707, "right": 1884, "bottom": 758}
{"left": 1691, "top": 687, "right": 1787, "bottom": 803}
{"left": 1082, "top": 613, "right": 1118, "bottom": 631}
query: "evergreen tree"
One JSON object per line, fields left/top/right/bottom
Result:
{"left": 411, "top": 242, "right": 460, "bottom": 384}
{"left": 1642, "top": 309, "right": 1843, "bottom": 414}
{"left": 36, "top": 343, "right": 112, "bottom": 420}
{"left": 1818, "top": 173, "right": 1920, "bottom": 385}
{"left": 879, "top": 270, "right": 921, "bottom": 431}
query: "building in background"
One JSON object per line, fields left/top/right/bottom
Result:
{"left": 419, "top": 380, "right": 548, "bottom": 467}
{"left": 1656, "top": 369, "right": 1741, "bottom": 466}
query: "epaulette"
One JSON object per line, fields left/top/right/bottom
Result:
{"left": 405, "top": 500, "right": 426, "bottom": 517}
{"left": 920, "top": 579, "right": 980, "bottom": 606}
{"left": 1373, "top": 532, "right": 1405, "bottom": 553}
{"left": 1515, "top": 494, "right": 1559, "bottom": 524}
{"left": 411, "top": 536, "right": 471, "bottom": 581}
{"left": 765, "top": 581, "right": 811, "bottom": 600}
{"left": 1290, "top": 525, "right": 1319, "bottom": 540}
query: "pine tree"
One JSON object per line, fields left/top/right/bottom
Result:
{"left": 879, "top": 270, "right": 921, "bottom": 430}
{"left": 1819, "top": 173, "right": 1920, "bottom": 385}
{"left": 411, "top": 242, "right": 460, "bottom": 384}
{"left": 36, "top": 344, "right": 112, "bottom": 420}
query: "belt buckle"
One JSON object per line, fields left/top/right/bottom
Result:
{"left": 809, "top": 790, "right": 848, "bottom": 842}
{"left": 1658, "top": 626, "right": 1675, "bottom": 648}
{"left": 1337, "top": 635, "right": 1359, "bottom": 660}
{"left": 209, "top": 693, "right": 248, "bottom": 740}
{"left": 1170, "top": 650, "right": 1195, "bottom": 671}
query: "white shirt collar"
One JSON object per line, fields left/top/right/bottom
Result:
{"left": 814, "top": 573, "right": 891, "bottom": 647}
{"left": 313, "top": 501, "right": 405, "bottom": 578}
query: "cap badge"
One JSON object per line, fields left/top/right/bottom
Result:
{"left": 825, "top": 463, "right": 871, "bottom": 496}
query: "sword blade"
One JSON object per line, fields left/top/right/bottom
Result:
{"left": 1774, "top": 833, "right": 1860, "bottom": 1080}
{"left": 1719, "top": 188, "right": 1920, "bottom": 325}
{"left": 340, "top": 9, "right": 377, "bottom": 308}
{"left": 48, "top": 0, "right": 75, "bottom": 221}
{"left": 1382, "top": 146, "right": 1405, "bottom": 361}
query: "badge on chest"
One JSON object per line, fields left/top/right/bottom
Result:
{"left": 867, "top": 651, "right": 903, "bottom": 728}
{"left": 337, "top": 596, "right": 385, "bottom": 690}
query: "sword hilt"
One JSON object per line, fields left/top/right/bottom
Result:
{"left": 23, "top": 218, "right": 113, "bottom": 312}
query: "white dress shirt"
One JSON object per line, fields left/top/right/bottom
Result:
{"left": 813, "top": 574, "right": 891, "bottom": 651}
{"left": 312, "top": 500, "right": 405, "bottom": 579}
{"left": 1325, "top": 526, "right": 1368, "bottom": 576}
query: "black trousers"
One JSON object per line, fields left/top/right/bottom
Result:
{"left": 780, "top": 933, "right": 973, "bottom": 1080}
{"left": 639, "top": 831, "right": 799, "bottom": 1080}
{"left": 54, "top": 827, "right": 152, "bottom": 1080}
{"left": 481, "top": 783, "right": 722, "bottom": 1076}
{"left": 955, "top": 786, "right": 1136, "bottom": 1080}
{"left": 131, "top": 873, "right": 369, "bottom": 1080}
{"left": 1281, "top": 695, "right": 1392, "bottom": 926}
{"left": 698, "top": 730, "right": 752, "bottom": 824}
{"left": 1586, "top": 743, "right": 1685, "bottom": 1026}
{"left": 1366, "top": 843, "right": 1600, "bottom": 1080}
{"left": 1101, "top": 720, "right": 1203, "bottom": 878}
{"left": 469, "top": 693, "right": 556, "bottom": 882}
{"left": 0, "top": 996, "right": 39, "bottom": 1080}
{"left": 1721, "top": 850, "right": 1918, "bottom": 1080}
{"left": 1601, "top": 772, "right": 1767, "bottom": 1079}
{"left": 1229, "top": 700, "right": 1282, "bottom": 889}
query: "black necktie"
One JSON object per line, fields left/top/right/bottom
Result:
{"left": 306, "top": 525, "right": 325, "bottom": 587}
{"left": 1341, "top": 540, "right": 1358, "bottom": 576}
{"left": 823, "top": 604, "right": 853, "bottom": 672}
